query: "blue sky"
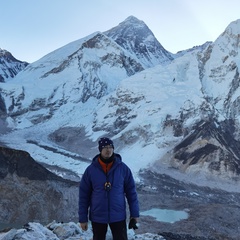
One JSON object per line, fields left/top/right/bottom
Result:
{"left": 1, "top": 0, "right": 240, "bottom": 63}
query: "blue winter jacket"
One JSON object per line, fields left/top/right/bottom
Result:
{"left": 78, "top": 153, "right": 139, "bottom": 223}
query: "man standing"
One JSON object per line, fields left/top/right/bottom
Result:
{"left": 78, "top": 137, "right": 139, "bottom": 240}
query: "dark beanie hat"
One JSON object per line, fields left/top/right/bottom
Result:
{"left": 98, "top": 137, "right": 114, "bottom": 152}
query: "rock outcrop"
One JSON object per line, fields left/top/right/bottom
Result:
{"left": 0, "top": 146, "right": 79, "bottom": 225}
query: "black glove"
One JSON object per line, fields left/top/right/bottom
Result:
{"left": 128, "top": 218, "right": 138, "bottom": 230}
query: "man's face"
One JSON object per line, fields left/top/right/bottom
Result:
{"left": 101, "top": 145, "right": 114, "bottom": 159}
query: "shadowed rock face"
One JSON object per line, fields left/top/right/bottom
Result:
{"left": 0, "top": 146, "right": 79, "bottom": 225}
{"left": 0, "top": 146, "right": 68, "bottom": 181}
{"left": 172, "top": 120, "right": 240, "bottom": 176}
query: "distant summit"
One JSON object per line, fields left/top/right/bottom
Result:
{"left": 104, "top": 16, "right": 174, "bottom": 67}
{"left": 0, "top": 48, "right": 28, "bottom": 82}
{"left": 120, "top": 15, "right": 146, "bottom": 26}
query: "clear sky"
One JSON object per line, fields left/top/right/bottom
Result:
{"left": 1, "top": 0, "right": 240, "bottom": 63}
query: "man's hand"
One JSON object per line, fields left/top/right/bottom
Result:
{"left": 128, "top": 218, "right": 138, "bottom": 230}
{"left": 80, "top": 222, "right": 88, "bottom": 231}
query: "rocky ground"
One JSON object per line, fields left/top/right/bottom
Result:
{"left": 136, "top": 170, "right": 240, "bottom": 240}
{"left": 1, "top": 166, "right": 240, "bottom": 239}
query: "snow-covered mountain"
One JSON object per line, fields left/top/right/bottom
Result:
{"left": 104, "top": 16, "right": 174, "bottom": 68}
{"left": 1, "top": 16, "right": 240, "bottom": 190}
{"left": 0, "top": 48, "right": 28, "bottom": 82}
{"left": 3, "top": 16, "right": 240, "bottom": 240}
{"left": 174, "top": 41, "right": 212, "bottom": 57}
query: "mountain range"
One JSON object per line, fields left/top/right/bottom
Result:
{"left": 2, "top": 15, "right": 240, "bottom": 239}
{"left": 1, "top": 15, "right": 240, "bottom": 190}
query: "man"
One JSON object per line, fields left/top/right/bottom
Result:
{"left": 78, "top": 137, "right": 139, "bottom": 240}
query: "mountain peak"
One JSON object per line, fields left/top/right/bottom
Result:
{"left": 104, "top": 16, "right": 173, "bottom": 67}
{"left": 225, "top": 19, "right": 240, "bottom": 34}
{"left": 121, "top": 15, "right": 145, "bottom": 25}
{"left": 0, "top": 48, "right": 28, "bottom": 82}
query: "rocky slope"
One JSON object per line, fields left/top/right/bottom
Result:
{"left": 0, "top": 146, "right": 79, "bottom": 225}
{"left": 151, "top": 120, "right": 240, "bottom": 187}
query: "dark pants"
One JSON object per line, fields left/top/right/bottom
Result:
{"left": 91, "top": 220, "right": 128, "bottom": 240}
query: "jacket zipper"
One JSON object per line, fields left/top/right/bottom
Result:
{"left": 106, "top": 164, "right": 111, "bottom": 223}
